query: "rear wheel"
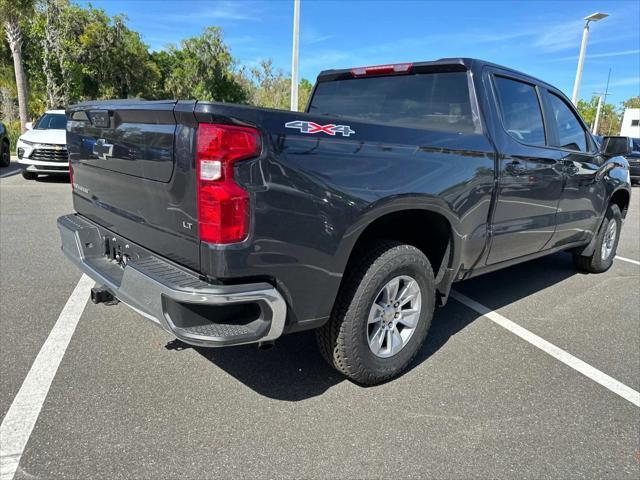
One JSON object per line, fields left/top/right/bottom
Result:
{"left": 573, "top": 204, "right": 621, "bottom": 273}
{"left": 21, "top": 170, "right": 38, "bottom": 180}
{"left": 316, "top": 241, "right": 435, "bottom": 385}
{"left": 0, "top": 140, "right": 9, "bottom": 167}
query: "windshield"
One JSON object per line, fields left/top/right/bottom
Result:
{"left": 632, "top": 138, "right": 640, "bottom": 152}
{"left": 34, "top": 113, "right": 67, "bottom": 130}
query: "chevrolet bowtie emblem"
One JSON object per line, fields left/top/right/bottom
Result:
{"left": 93, "top": 138, "right": 114, "bottom": 160}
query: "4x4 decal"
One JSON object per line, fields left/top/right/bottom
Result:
{"left": 285, "top": 120, "right": 355, "bottom": 137}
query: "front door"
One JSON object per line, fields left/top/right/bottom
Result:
{"left": 540, "top": 89, "right": 608, "bottom": 249}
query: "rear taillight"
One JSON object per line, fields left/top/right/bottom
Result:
{"left": 196, "top": 123, "right": 261, "bottom": 244}
{"left": 69, "top": 161, "right": 74, "bottom": 188}
{"left": 350, "top": 63, "right": 412, "bottom": 77}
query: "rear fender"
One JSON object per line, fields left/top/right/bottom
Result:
{"left": 333, "top": 195, "right": 463, "bottom": 289}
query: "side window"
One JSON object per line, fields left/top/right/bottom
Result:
{"left": 494, "top": 76, "right": 546, "bottom": 146}
{"left": 547, "top": 93, "right": 588, "bottom": 152}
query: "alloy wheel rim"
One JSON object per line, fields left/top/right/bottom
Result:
{"left": 367, "top": 275, "right": 421, "bottom": 358}
{"left": 601, "top": 220, "right": 617, "bottom": 260}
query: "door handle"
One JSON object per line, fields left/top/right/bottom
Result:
{"left": 505, "top": 160, "right": 526, "bottom": 175}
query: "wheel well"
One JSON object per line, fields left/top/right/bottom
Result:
{"left": 345, "top": 209, "right": 452, "bottom": 279}
{"left": 610, "top": 189, "right": 630, "bottom": 218}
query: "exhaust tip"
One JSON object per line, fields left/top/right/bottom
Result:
{"left": 258, "top": 340, "right": 275, "bottom": 351}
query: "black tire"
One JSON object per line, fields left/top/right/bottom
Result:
{"left": 0, "top": 140, "right": 9, "bottom": 167}
{"left": 316, "top": 240, "right": 435, "bottom": 385}
{"left": 573, "top": 204, "right": 621, "bottom": 273}
{"left": 21, "top": 170, "right": 38, "bottom": 180}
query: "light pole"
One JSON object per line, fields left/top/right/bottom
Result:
{"left": 592, "top": 68, "right": 612, "bottom": 135}
{"left": 290, "top": 0, "right": 300, "bottom": 111}
{"left": 592, "top": 94, "right": 605, "bottom": 134}
{"left": 571, "top": 12, "right": 608, "bottom": 105}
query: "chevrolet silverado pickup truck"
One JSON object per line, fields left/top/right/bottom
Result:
{"left": 58, "top": 58, "right": 632, "bottom": 385}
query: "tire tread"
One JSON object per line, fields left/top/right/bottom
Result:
{"left": 316, "top": 240, "right": 434, "bottom": 385}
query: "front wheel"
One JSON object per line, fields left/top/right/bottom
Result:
{"left": 573, "top": 204, "right": 621, "bottom": 273}
{"left": 316, "top": 241, "right": 435, "bottom": 385}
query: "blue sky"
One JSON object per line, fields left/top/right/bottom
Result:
{"left": 82, "top": 0, "right": 639, "bottom": 105}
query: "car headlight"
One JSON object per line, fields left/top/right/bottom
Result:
{"left": 16, "top": 138, "right": 34, "bottom": 159}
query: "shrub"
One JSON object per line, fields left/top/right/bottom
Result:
{"left": 5, "top": 120, "right": 22, "bottom": 152}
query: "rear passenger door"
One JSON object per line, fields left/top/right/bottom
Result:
{"left": 485, "top": 71, "right": 564, "bottom": 265}
{"left": 541, "top": 89, "right": 606, "bottom": 249}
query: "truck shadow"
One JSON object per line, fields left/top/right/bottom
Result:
{"left": 191, "top": 252, "right": 579, "bottom": 401}
{"left": 0, "top": 161, "right": 22, "bottom": 178}
{"left": 409, "top": 251, "right": 578, "bottom": 372}
{"left": 192, "top": 331, "right": 343, "bottom": 401}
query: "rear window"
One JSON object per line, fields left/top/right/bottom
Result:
{"left": 493, "top": 76, "right": 546, "bottom": 146}
{"left": 34, "top": 113, "right": 67, "bottom": 130}
{"left": 308, "top": 72, "right": 476, "bottom": 133}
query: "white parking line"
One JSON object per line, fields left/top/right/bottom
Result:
{"left": 0, "top": 275, "right": 93, "bottom": 480}
{"left": 450, "top": 290, "right": 640, "bottom": 408}
{"left": 616, "top": 255, "right": 640, "bottom": 266}
{"left": 0, "top": 169, "right": 19, "bottom": 179}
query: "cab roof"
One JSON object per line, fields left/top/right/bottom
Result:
{"left": 317, "top": 57, "right": 553, "bottom": 89}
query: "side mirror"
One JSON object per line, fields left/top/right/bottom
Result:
{"left": 25, "top": 122, "right": 33, "bottom": 130}
{"left": 601, "top": 136, "right": 631, "bottom": 157}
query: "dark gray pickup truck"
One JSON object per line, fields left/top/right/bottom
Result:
{"left": 58, "top": 58, "right": 631, "bottom": 384}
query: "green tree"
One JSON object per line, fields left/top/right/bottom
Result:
{"left": 39, "top": 0, "right": 66, "bottom": 108}
{"left": 73, "top": 9, "right": 159, "bottom": 99}
{"left": 148, "top": 50, "right": 176, "bottom": 99}
{"left": 298, "top": 78, "right": 312, "bottom": 111}
{"left": 1, "top": 0, "right": 34, "bottom": 131}
{"left": 164, "top": 27, "right": 247, "bottom": 102}
{"left": 596, "top": 103, "right": 621, "bottom": 136}
{"left": 623, "top": 97, "right": 640, "bottom": 109}
{"left": 577, "top": 96, "right": 598, "bottom": 126}
{"left": 246, "top": 59, "right": 290, "bottom": 109}
{"left": 238, "top": 61, "right": 314, "bottom": 111}
{"left": 577, "top": 96, "right": 621, "bottom": 136}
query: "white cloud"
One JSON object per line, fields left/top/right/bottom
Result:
{"left": 583, "top": 76, "right": 640, "bottom": 90}
{"left": 532, "top": 20, "right": 585, "bottom": 52}
{"left": 606, "top": 76, "right": 640, "bottom": 88}
{"left": 301, "top": 26, "right": 333, "bottom": 45}
{"left": 227, "top": 35, "right": 256, "bottom": 45}
{"left": 549, "top": 49, "right": 640, "bottom": 62}
{"left": 300, "top": 51, "right": 353, "bottom": 71}
{"left": 173, "top": 2, "right": 263, "bottom": 22}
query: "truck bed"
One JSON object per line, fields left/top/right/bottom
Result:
{"left": 66, "top": 98, "right": 496, "bottom": 326}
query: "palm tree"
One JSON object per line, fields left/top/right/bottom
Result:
{"left": 1, "top": 0, "right": 33, "bottom": 132}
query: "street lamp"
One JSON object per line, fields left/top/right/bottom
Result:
{"left": 592, "top": 68, "right": 612, "bottom": 135}
{"left": 571, "top": 12, "right": 609, "bottom": 105}
{"left": 290, "top": 0, "right": 301, "bottom": 111}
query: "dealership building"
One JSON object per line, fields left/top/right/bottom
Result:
{"left": 620, "top": 108, "right": 640, "bottom": 138}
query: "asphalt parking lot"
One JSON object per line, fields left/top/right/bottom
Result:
{"left": 1, "top": 160, "right": 639, "bottom": 479}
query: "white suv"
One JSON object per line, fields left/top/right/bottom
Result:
{"left": 16, "top": 110, "right": 68, "bottom": 180}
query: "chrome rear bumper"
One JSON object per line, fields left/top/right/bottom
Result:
{"left": 57, "top": 214, "right": 286, "bottom": 347}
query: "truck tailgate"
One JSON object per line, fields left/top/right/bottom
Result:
{"left": 66, "top": 100, "right": 200, "bottom": 271}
